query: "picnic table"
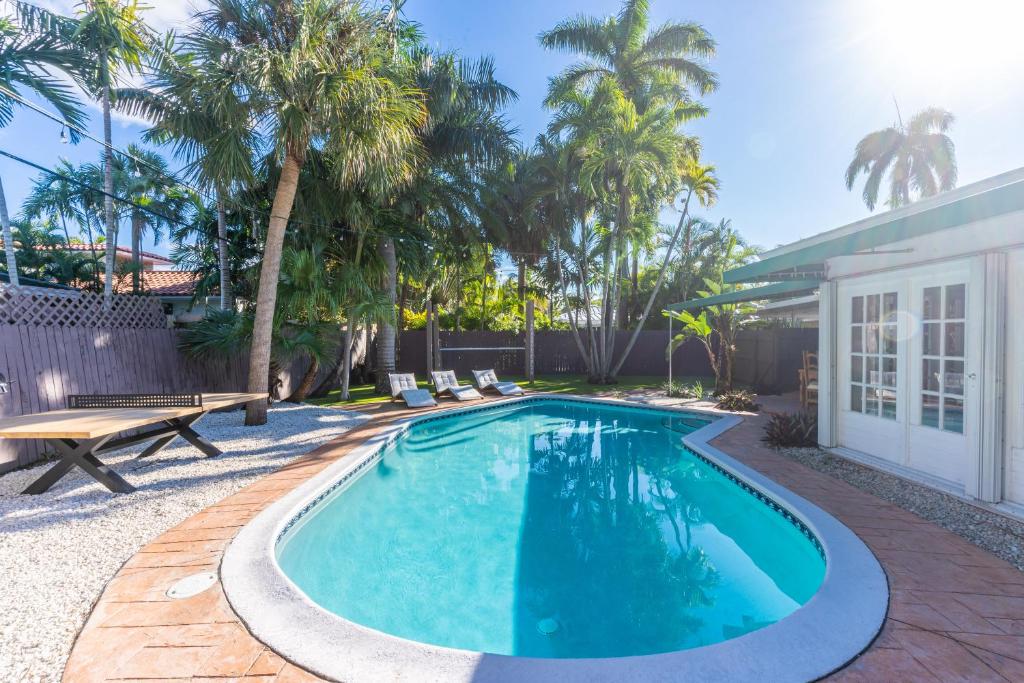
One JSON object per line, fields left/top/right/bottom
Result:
{"left": 0, "top": 392, "right": 266, "bottom": 494}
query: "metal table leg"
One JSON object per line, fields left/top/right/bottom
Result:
{"left": 22, "top": 435, "right": 135, "bottom": 494}
{"left": 135, "top": 413, "right": 221, "bottom": 459}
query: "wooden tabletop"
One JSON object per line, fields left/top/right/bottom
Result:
{"left": 0, "top": 393, "right": 266, "bottom": 440}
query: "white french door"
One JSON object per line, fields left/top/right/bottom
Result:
{"left": 906, "top": 264, "right": 981, "bottom": 488}
{"left": 837, "top": 281, "right": 906, "bottom": 464}
{"left": 836, "top": 260, "right": 982, "bottom": 492}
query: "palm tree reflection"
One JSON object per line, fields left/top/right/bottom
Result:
{"left": 513, "top": 407, "right": 719, "bottom": 658}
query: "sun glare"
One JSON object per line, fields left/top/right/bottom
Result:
{"left": 854, "top": 0, "right": 1024, "bottom": 92}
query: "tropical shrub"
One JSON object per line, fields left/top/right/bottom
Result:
{"left": 714, "top": 390, "right": 760, "bottom": 412}
{"left": 762, "top": 412, "right": 818, "bottom": 448}
{"left": 664, "top": 379, "right": 704, "bottom": 399}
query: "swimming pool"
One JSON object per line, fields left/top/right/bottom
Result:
{"left": 277, "top": 399, "right": 824, "bottom": 658}
{"left": 224, "top": 395, "right": 888, "bottom": 682}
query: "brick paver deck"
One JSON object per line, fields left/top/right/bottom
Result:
{"left": 62, "top": 394, "right": 1024, "bottom": 682}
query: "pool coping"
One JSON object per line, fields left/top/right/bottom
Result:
{"left": 221, "top": 394, "right": 889, "bottom": 683}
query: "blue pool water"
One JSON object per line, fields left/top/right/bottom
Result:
{"left": 277, "top": 400, "right": 826, "bottom": 659}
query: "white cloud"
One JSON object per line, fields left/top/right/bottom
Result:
{"left": 33, "top": 0, "right": 207, "bottom": 33}
{"left": 20, "top": 1, "right": 212, "bottom": 128}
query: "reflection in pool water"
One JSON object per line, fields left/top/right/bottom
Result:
{"left": 277, "top": 400, "right": 826, "bottom": 658}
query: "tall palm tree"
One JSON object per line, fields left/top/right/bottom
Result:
{"left": 0, "top": 2, "right": 87, "bottom": 286}
{"left": 72, "top": 0, "right": 150, "bottom": 301}
{"left": 185, "top": 0, "right": 424, "bottom": 424}
{"left": 539, "top": 0, "right": 717, "bottom": 109}
{"left": 376, "top": 45, "right": 516, "bottom": 392}
{"left": 845, "top": 106, "right": 957, "bottom": 211}
{"left": 573, "top": 81, "right": 691, "bottom": 380}
{"left": 117, "top": 34, "right": 258, "bottom": 310}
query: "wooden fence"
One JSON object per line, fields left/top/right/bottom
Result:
{"left": 0, "top": 285, "right": 310, "bottom": 472}
{"left": 732, "top": 327, "right": 819, "bottom": 393}
{"left": 397, "top": 329, "right": 715, "bottom": 377}
{"left": 397, "top": 326, "right": 818, "bottom": 391}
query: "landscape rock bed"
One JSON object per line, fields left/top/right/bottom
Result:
{"left": 0, "top": 403, "right": 367, "bottom": 683}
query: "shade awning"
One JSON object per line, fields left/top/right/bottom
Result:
{"left": 725, "top": 175, "right": 1024, "bottom": 284}
{"left": 666, "top": 279, "right": 821, "bottom": 311}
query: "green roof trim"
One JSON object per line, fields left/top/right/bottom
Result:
{"left": 725, "top": 178, "right": 1024, "bottom": 284}
{"left": 666, "top": 279, "right": 821, "bottom": 311}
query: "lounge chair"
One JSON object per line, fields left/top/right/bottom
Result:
{"left": 431, "top": 370, "right": 483, "bottom": 401}
{"left": 388, "top": 373, "right": 437, "bottom": 408}
{"left": 471, "top": 369, "right": 525, "bottom": 396}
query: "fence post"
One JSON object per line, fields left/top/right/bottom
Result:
{"left": 425, "top": 301, "right": 434, "bottom": 379}
{"left": 525, "top": 300, "right": 535, "bottom": 383}
{"left": 433, "top": 308, "right": 441, "bottom": 370}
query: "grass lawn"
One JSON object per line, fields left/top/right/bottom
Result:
{"left": 307, "top": 374, "right": 712, "bottom": 408}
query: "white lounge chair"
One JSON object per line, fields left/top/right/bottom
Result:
{"left": 471, "top": 369, "right": 525, "bottom": 396}
{"left": 431, "top": 370, "right": 483, "bottom": 401}
{"left": 388, "top": 373, "right": 437, "bottom": 408}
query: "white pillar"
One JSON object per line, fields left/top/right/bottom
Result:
{"left": 817, "top": 281, "right": 838, "bottom": 447}
{"left": 978, "top": 252, "right": 1006, "bottom": 503}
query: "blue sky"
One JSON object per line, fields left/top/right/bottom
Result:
{"left": 2, "top": 0, "right": 1023, "bottom": 257}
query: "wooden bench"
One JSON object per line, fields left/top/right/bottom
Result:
{"left": 0, "top": 392, "right": 266, "bottom": 494}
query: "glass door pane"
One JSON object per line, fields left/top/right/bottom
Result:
{"left": 920, "top": 283, "right": 967, "bottom": 433}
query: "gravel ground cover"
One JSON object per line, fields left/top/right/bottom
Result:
{"left": 0, "top": 403, "right": 366, "bottom": 683}
{"left": 777, "top": 446, "right": 1024, "bottom": 572}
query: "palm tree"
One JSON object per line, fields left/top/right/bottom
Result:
{"left": 539, "top": 0, "right": 717, "bottom": 109}
{"left": 184, "top": 0, "right": 424, "bottom": 424}
{"left": 117, "top": 34, "right": 258, "bottom": 310}
{"left": 0, "top": 2, "right": 87, "bottom": 286}
{"left": 611, "top": 158, "right": 717, "bottom": 376}
{"left": 573, "top": 82, "right": 690, "bottom": 380}
{"left": 845, "top": 106, "right": 957, "bottom": 211}
{"left": 375, "top": 45, "right": 516, "bottom": 392}
{"left": 72, "top": 0, "right": 150, "bottom": 302}
{"left": 121, "top": 145, "right": 192, "bottom": 293}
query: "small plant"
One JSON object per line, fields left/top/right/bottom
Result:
{"left": 664, "top": 379, "right": 705, "bottom": 399}
{"left": 714, "top": 390, "right": 760, "bottom": 412}
{"left": 762, "top": 412, "right": 818, "bottom": 447}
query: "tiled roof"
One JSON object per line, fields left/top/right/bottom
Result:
{"left": 101, "top": 271, "right": 204, "bottom": 296}
{"left": 60, "top": 244, "right": 174, "bottom": 263}
{"left": 0, "top": 241, "right": 175, "bottom": 264}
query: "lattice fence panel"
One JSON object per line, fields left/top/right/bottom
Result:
{"left": 0, "top": 284, "right": 168, "bottom": 328}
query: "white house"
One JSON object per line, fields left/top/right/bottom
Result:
{"left": 694, "top": 167, "right": 1024, "bottom": 516}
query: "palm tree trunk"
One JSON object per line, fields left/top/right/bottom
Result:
{"left": 610, "top": 198, "right": 693, "bottom": 377}
{"left": 479, "top": 270, "right": 488, "bottom": 331}
{"left": 555, "top": 241, "right": 590, "bottom": 374}
{"left": 340, "top": 320, "right": 355, "bottom": 400}
{"left": 0, "top": 176, "right": 19, "bottom": 286}
{"left": 101, "top": 75, "right": 116, "bottom": 304}
{"left": 245, "top": 152, "right": 304, "bottom": 425}
{"left": 517, "top": 260, "right": 526, "bottom": 307}
{"left": 287, "top": 355, "right": 319, "bottom": 402}
{"left": 131, "top": 212, "right": 142, "bottom": 294}
{"left": 374, "top": 236, "right": 398, "bottom": 393}
{"left": 217, "top": 193, "right": 232, "bottom": 310}
{"left": 629, "top": 247, "right": 639, "bottom": 325}
{"left": 397, "top": 272, "right": 408, "bottom": 332}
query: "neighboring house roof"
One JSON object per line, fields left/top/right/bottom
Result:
{"left": 100, "top": 270, "right": 204, "bottom": 297}
{"left": 55, "top": 244, "right": 174, "bottom": 264}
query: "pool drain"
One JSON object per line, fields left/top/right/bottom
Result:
{"left": 537, "top": 617, "right": 559, "bottom": 636}
{"left": 166, "top": 571, "right": 218, "bottom": 599}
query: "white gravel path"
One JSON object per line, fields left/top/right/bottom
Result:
{"left": 0, "top": 403, "right": 367, "bottom": 683}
